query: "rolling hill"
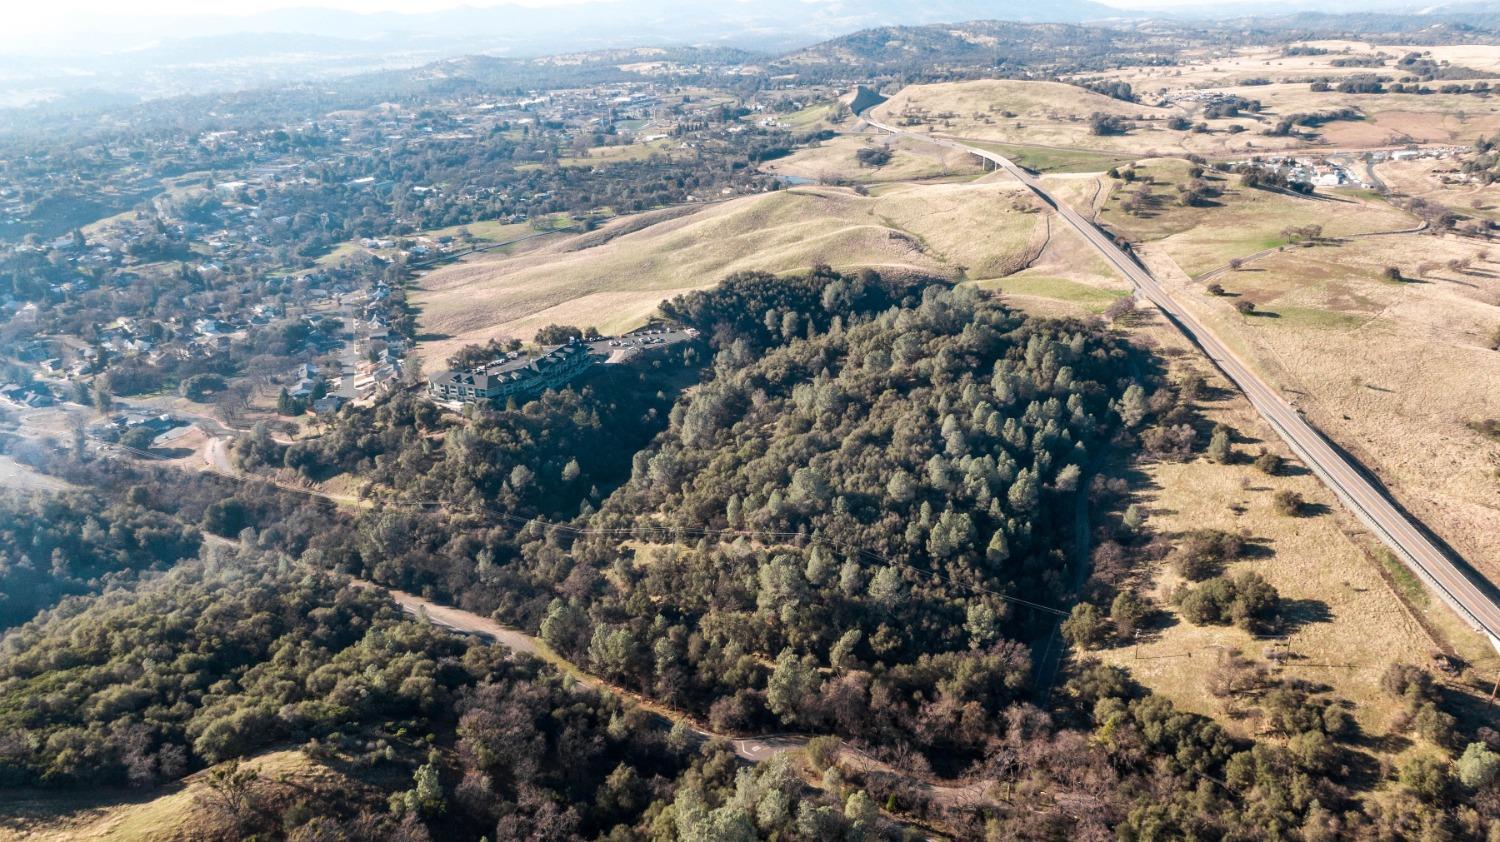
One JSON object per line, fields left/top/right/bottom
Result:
{"left": 413, "top": 179, "right": 1045, "bottom": 361}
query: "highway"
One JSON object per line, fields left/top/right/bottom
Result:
{"left": 864, "top": 114, "right": 1500, "bottom": 652}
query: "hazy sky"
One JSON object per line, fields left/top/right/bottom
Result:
{"left": 11, "top": 0, "right": 1245, "bottom": 38}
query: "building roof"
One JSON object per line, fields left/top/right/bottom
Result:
{"left": 430, "top": 339, "right": 593, "bottom": 389}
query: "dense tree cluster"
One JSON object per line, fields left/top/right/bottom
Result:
{"left": 1089, "top": 112, "right": 1131, "bottom": 136}
{"left": 1202, "top": 95, "right": 1262, "bottom": 119}
{"left": 1076, "top": 79, "right": 1137, "bottom": 102}
{"left": 1236, "top": 163, "right": 1316, "bottom": 195}
{"left": 0, "top": 552, "right": 455, "bottom": 786}
{"left": 0, "top": 492, "right": 200, "bottom": 629}
{"left": 659, "top": 265, "right": 927, "bottom": 354}
{"left": 516, "top": 284, "right": 1144, "bottom": 771}
{"left": 0, "top": 536, "right": 900, "bottom": 839}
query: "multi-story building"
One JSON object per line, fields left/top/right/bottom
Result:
{"left": 427, "top": 339, "right": 596, "bottom": 404}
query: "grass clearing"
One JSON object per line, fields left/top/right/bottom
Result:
{"left": 414, "top": 182, "right": 1042, "bottom": 360}
{"left": 972, "top": 274, "right": 1127, "bottom": 309}
{"left": 0, "top": 750, "right": 375, "bottom": 842}
{"left": 556, "top": 138, "right": 676, "bottom": 167}
{"left": 314, "top": 240, "right": 367, "bottom": 267}
{"left": 1093, "top": 311, "right": 1495, "bottom": 746}
{"left": 969, "top": 140, "right": 1135, "bottom": 174}
{"left": 418, "top": 219, "right": 542, "bottom": 243}
{"left": 762, "top": 132, "right": 986, "bottom": 184}
{"left": 1153, "top": 232, "right": 1500, "bottom": 589}
{"left": 1096, "top": 157, "right": 1417, "bottom": 276}
{"left": 779, "top": 102, "right": 841, "bottom": 129}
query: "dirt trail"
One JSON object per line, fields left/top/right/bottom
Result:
{"left": 358, "top": 580, "right": 1004, "bottom": 809}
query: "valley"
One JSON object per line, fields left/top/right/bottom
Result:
{"left": 4, "top": 10, "right": 1500, "bottom": 842}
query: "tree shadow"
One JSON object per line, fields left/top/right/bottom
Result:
{"left": 1299, "top": 501, "right": 1333, "bottom": 517}
{"left": 1240, "top": 538, "right": 1277, "bottom": 560}
{"left": 1229, "top": 428, "right": 1265, "bottom": 446}
{"left": 1196, "top": 381, "right": 1238, "bottom": 404}
{"left": 1338, "top": 746, "right": 1387, "bottom": 791}
{"left": 1440, "top": 683, "right": 1500, "bottom": 735}
{"left": 1278, "top": 597, "right": 1333, "bottom": 633}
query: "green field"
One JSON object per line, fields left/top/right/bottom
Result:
{"left": 972, "top": 274, "right": 1128, "bottom": 310}
{"left": 967, "top": 140, "right": 1136, "bottom": 174}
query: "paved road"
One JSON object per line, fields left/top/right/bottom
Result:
{"left": 865, "top": 115, "right": 1500, "bottom": 652}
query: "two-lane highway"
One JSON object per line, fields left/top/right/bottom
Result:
{"left": 864, "top": 114, "right": 1500, "bottom": 651}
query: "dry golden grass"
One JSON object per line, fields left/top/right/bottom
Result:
{"left": 1086, "top": 41, "right": 1500, "bottom": 97}
{"left": 1148, "top": 232, "right": 1500, "bottom": 592}
{"left": 1099, "top": 157, "right": 1419, "bottom": 276}
{"left": 871, "top": 80, "right": 1209, "bottom": 157}
{"left": 1376, "top": 157, "right": 1500, "bottom": 223}
{"left": 879, "top": 71, "right": 1500, "bottom": 161}
{"left": 0, "top": 751, "right": 360, "bottom": 842}
{"left": 762, "top": 132, "right": 985, "bottom": 184}
{"left": 1230, "top": 82, "right": 1500, "bottom": 148}
{"left": 414, "top": 182, "right": 1041, "bottom": 361}
{"left": 1092, "top": 308, "right": 1498, "bottom": 746}
{"left": 970, "top": 215, "right": 1130, "bottom": 316}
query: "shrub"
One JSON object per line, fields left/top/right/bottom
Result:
{"left": 535, "top": 324, "right": 584, "bottom": 344}
{"left": 1089, "top": 113, "right": 1130, "bottom": 136}
{"left": 1173, "top": 571, "right": 1279, "bottom": 632}
{"left": 1382, "top": 663, "right": 1437, "bottom": 702}
{"left": 1062, "top": 603, "right": 1108, "bottom": 649}
{"left": 1253, "top": 449, "right": 1283, "bottom": 475}
{"left": 1172, "top": 529, "right": 1245, "bottom": 581}
{"left": 180, "top": 373, "right": 227, "bottom": 401}
{"left": 1457, "top": 742, "right": 1500, "bottom": 790}
{"left": 1104, "top": 295, "right": 1137, "bottom": 324}
{"left": 1207, "top": 426, "right": 1234, "bottom": 463}
{"left": 1272, "top": 489, "right": 1304, "bottom": 516}
{"left": 119, "top": 425, "right": 159, "bottom": 451}
{"left": 805, "top": 735, "right": 842, "bottom": 773}
{"left": 1111, "top": 591, "right": 1152, "bottom": 638}
{"left": 1399, "top": 753, "right": 1453, "bottom": 804}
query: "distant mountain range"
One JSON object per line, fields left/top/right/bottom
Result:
{"left": 8, "top": 1, "right": 1137, "bottom": 58}
{"left": 7, "top": 0, "right": 1500, "bottom": 108}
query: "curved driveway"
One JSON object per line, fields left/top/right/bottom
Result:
{"left": 865, "top": 114, "right": 1500, "bottom": 651}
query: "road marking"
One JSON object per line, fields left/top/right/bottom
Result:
{"left": 863, "top": 112, "right": 1500, "bottom": 653}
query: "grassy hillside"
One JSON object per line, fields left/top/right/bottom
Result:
{"left": 1164, "top": 231, "right": 1500, "bottom": 587}
{"left": 413, "top": 181, "right": 1041, "bottom": 360}
{"left": 0, "top": 751, "right": 380, "bottom": 842}
{"left": 761, "top": 132, "right": 986, "bottom": 184}
{"left": 1098, "top": 157, "right": 1418, "bottom": 276}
